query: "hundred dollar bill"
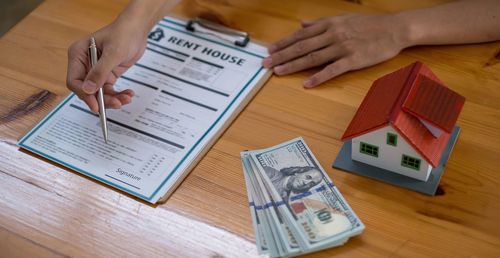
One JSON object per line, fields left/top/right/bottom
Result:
{"left": 242, "top": 153, "right": 301, "bottom": 257}
{"left": 248, "top": 137, "right": 364, "bottom": 251}
{"left": 242, "top": 153, "right": 279, "bottom": 256}
{"left": 241, "top": 156, "right": 269, "bottom": 255}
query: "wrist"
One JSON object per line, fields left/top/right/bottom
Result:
{"left": 115, "top": 2, "right": 156, "bottom": 38}
{"left": 387, "top": 12, "right": 419, "bottom": 49}
{"left": 117, "top": 0, "right": 180, "bottom": 36}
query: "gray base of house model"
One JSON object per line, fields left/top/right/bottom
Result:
{"left": 332, "top": 126, "right": 460, "bottom": 195}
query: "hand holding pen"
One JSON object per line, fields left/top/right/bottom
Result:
{"left": 66, "top": 24, "right": 140, "bottom": 114}
{"left": 65, "top": 1, "right": 181, "bottom": 115}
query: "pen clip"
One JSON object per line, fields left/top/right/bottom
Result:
{"left": 186, "top": 17, "right": 250, "bottom": 47}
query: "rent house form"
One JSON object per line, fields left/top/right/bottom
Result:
{"left": 341, "top": 62, "right": 465, "bottom": 181}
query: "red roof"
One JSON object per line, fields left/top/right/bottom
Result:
{"left": 403, "top": 75, "right": 465, "bottom": 133}
{"left": 341, "top": 62, "right": 465, "bottom": 167}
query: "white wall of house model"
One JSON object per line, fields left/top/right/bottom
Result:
{"left": 351, "top": 125, "right": 432, "bottom": 181}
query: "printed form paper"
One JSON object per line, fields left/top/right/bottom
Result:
{"left": 19, "top": 17, "right": 269, "bottom": 203}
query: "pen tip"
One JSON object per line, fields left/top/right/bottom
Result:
{"left": 90, "top": 36, "right": 96, "bottom": 45}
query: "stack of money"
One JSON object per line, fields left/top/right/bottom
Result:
{"left": 241, "top": 137, "right": 364, "bottom": 257}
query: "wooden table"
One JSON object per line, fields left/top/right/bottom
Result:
{"left": 1, "top": 0, "right": 499, "bottom": 257}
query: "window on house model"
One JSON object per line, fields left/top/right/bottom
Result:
{"left": 360, "top": 142, "right": 379, "bottom": 157}
{"left": 401, "top": 154, "right": 421, "bottom": 170}
{"left": 387, "top": 133, "right": 397, "bottom": 146}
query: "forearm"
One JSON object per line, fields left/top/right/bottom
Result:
{"left": 114, "top": 0, "right": 181, "bottom": 36}
{"left": 393, "top": 0, "right": 500, "bottom": 47}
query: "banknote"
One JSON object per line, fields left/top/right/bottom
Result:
{"left": 241, "top": 157, "right": 269, "bottom": 254}
{"left": 241, "top": 137, "right": 364, "bottom": 257}
{"left": 242, "top": 153, "right": 300, "bottom": 257}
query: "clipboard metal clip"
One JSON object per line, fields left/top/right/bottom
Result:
{"left": 186, "top": 17, "right": 250, "bottom": 47}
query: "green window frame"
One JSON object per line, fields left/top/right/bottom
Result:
{"left": 401, "top": 154, "right": 421, "bottom": 171}
{"left": 360, "top": 142, "right": 379, "bottom": 157}
{"left": 387, "top": 133, "right": 397, "bottom": 146}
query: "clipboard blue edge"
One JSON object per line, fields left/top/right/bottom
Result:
{"left": 18, "top": 17, "right": 268, "bottom": 203}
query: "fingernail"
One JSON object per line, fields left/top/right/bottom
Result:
{"left": 83, "top": 80, "right": 98, "bottom": 94}
{"left": 274, "top": 65, "right": 285, "bottom": 75}
{"left": 304, "top": 79, "right": 313, "bottom": 88}
{"left": 262, "top": 57, "right": 272, "bottom": 68}
{"left": 268, "top": 45, "right": 277, "bottom": 54}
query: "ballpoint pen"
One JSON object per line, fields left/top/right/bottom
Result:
{"left": 89, "top": 36, "right": 108, "bottom": 143}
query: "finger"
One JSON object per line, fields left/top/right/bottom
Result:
{"left": 82, "top": 94, "right": 99, "bottom": 113}
{"left": 82, "top": 49, "right": 121, "bottom": 95}
{"left": 103, "top": 94, "right": 122, "bottom": 109}
{"left": 66, "top": 61, "right": 86, "bottom": 99}
{"left": 101, "top": 83, "right": 134, "bottom": 107}
{"left": 115, "top": 93, "right": 133, "bottom": 105}
{"left": 304, "top": 58, "right": 352, "bottom": 88}
{"left": 121, "top": 89, "right": 135, "bottom": 97}
{"left": 68, "top": 73, "right": 99, "bottom": 113}
{"left": 107, "top": 91, "right": 133, "bottom": 106}
{"left": 301, "top": 20, "right": 315, "bottom": 28}
{"left": 266, "top": 22, "right": 327, "bottom": 55}
{"left": 301, "top": 17, "right": 329, "bottom": 28}
{"left": 102, "top": 82, "right": 120, "bottom": 95}
{"left": 106, "top": 72, "right": 118, "bottom": 87}
{"left": 66, "top": 76, "right": 85, "bottom": 100}
{"left": 265, "top": 33, "right": 333, "bottom": 69}
{"left": 273, "top": 45, "right": 342, "bottom": 76}
{"left": 102, "top": 83, "right": 135, "bottom": 98}
{"left": 103, "top": 87, "right": 135, "bottom": 98}
{"left": 106, "top": 92, "right": 132, "bottom": 107}
{"left": 67, "top": 42, "right": 90, "bottom": 100}
{"left": 104, "top": 93, "right": 132, "bottom": 107}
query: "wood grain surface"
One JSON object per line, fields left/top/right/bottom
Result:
{"left": 1, "top": 0, "right": 499, "bottom": 257}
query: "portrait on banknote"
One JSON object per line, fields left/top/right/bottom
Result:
{"left": 262, "top": 165, "right": 323, "bottom": 203}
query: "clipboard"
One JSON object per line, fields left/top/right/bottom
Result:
{"left": 186, "top": 17, "right": 250, "bottom": 47}
{"left": 18, "top": 14, "right": 273, "bottom": 204}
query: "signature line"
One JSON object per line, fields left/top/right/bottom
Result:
{"left": 105, "top": 174, "right": 141, "bottom": 190}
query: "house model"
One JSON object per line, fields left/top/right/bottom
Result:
{"left": 340, "top": 62, "right": 465, "bottom": 182}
